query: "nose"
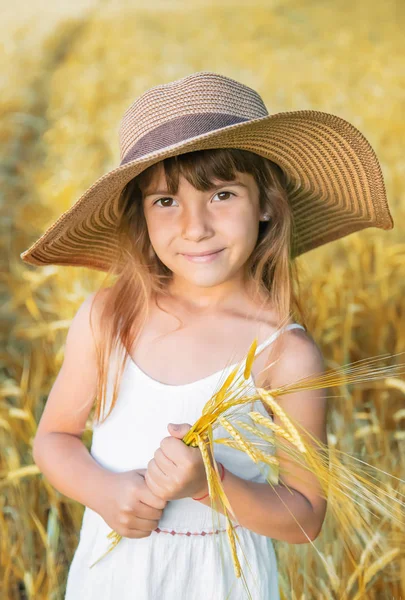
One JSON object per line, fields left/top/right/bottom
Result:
{"left": 181, "top": 203, "right": 214, "bottom": 242}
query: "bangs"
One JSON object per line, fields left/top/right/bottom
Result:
{"left": 135, "top": 148, "right": 282, "bottom": 198}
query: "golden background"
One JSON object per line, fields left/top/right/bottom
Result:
{"left": 1, "top": 1, "right": 404, "bottom": 598}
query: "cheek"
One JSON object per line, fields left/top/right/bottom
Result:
{"left": 146, "top": 218, "right": 169, "bottom": 250}
{"left": 227, "top": 212, "right": 259, "bottom": 244}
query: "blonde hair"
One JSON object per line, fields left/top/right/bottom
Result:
{"left": 91, "top": 148, "right": 307, "bottom": 425}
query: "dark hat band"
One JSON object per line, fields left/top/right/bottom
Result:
{"left": 120, "top": 112, "right": 249, "bottom": 166}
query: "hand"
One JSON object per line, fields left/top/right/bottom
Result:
{"left": 145, "top": 423, "right": 211, "bottom": 502}
{"left": 100, "top": 469, "right": 168, "bottom": 539}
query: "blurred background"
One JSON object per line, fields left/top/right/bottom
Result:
{"left": 1, "top": 0, "right": 404, "bottom": 598}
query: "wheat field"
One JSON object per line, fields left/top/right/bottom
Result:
{"left": 1, "top": 1, "right": 404, "bottom": 598}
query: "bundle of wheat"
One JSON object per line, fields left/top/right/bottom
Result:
{"left": 89, "top": 338, "right": 405, "bottom": 599}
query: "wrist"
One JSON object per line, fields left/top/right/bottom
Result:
{"left": 192, "top": 462, "right": 225, "bottom": 501}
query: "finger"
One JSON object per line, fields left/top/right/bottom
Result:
{"left": 154, "top": 448, "right": 176, "bottom": 476}
{"left": 135, "top": 500, "right": 165, "bottom": 520}
{"left": 138, "top": 474, "right": 167, "bottom": 508}
{"left": 141, "top": 487, "right": 167, "bottom": 509}
{"left": 160, "top": 436, "right": 189, "bottom": 465}
{"left": 144, "top": 469, "right": 168, "bottom": 501}
{"left": 127, "top": 517, "right": 161, "bottom": 534}
{"left": 148, "top": 457, "right": 170, "bottom": 481}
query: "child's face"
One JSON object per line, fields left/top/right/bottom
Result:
{"left": 141, "top": 164, "right": 262, "bottom": 289}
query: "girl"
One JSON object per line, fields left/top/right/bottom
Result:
{"left": 24, "top": 72, "right": 394, "bottom": 599}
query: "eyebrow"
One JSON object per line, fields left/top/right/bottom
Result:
{"left": 143, "top": 180, "right": 249, "bottom": 198}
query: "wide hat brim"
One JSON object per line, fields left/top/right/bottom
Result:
{"left": 20, "top": 109, "right": 394, "bottom": 272}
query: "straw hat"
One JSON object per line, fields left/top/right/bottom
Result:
{"left": 20, "top": 71, "right": 394, "bottom": 272}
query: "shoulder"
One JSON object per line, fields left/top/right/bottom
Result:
{"left": 33, "top": 289, "right": 113, "bottom": 441}
{"left": 270, "top": 326, "right": 325, "bottom": 389}
{"left": 67, "top": 287, "right": 112, "bottom": 350}
{"left": 263, "top": 326, "right": 328, "bottom": 450}
{"left": 74, "top": 286, "right": 111, "bottom": 315}
{"left": 84, "top": 286, "right": 112, "bottom": 311}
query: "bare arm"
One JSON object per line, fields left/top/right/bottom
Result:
{"left": 196, "top": 468, "right": 317, "bottom": 543}
{"left": 32, "top": 290, "right": 113, "bottom": 514}
{"left": 33, "top": 432, "right": 116, "bottom": 515}
{"left": 32, "top": 290, "right": 168, "bottom": 538}
{"left": 195, "top": 331, "right": 328, "bottom": 544}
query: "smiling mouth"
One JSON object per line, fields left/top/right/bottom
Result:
{"left": 181, "top": 249, "right": 224, "bottom": 257}
{"left": 180, "top": 248, "right": 225, "bottom": 263}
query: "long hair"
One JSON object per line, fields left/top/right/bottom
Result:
{"left": 90, "top": 148, "right": 307, "bottom": 425}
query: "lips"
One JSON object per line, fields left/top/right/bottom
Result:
{"left": 181, "top": 248, "right": 225, "bottom": 263}
{"left": 181, "top": 249, "right": 223, "bottom": 257}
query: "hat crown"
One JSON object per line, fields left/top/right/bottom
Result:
{"left": 118, "top": 71, "right": 269, "bottom": 165}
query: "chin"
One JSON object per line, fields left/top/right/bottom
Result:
{"left": 187, "top": 272, "right": 235, "bottom": 288}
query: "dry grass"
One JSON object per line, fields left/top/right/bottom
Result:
{"left": 1, "top": 1, "right": 404, "bottom": 598}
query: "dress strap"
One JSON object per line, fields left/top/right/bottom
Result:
{"left": 229, "top": 323, "right": 306, "bottom": 381}
{"left": 254, "top": 323, "right": 306, "bottom": 356}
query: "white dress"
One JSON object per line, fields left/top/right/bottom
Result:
{"left": 65, "top": 323, "right": 305, "bottom": 599}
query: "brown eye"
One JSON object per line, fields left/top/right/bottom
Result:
{"left": 154, "top": 197, "right": 177, "bottom": 207}
{"left": 213, "top": 191, "right": 235, "bottom": 202}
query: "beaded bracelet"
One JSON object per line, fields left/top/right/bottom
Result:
{"left": 192, "top": 462, "right": 225, "bottom": 501}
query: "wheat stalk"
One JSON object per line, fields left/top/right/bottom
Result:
{"left": 90, "top": 338, "right": 405, "bottom": 599}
